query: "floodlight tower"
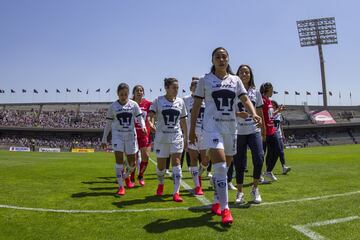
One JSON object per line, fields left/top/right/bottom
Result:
{"left": 296, "top": 17, "right": 338, "bottom": 107}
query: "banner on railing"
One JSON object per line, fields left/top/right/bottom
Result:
{"left": 9, "top": 147, "right": 31, "bottom": 152}
{"left": 39, "top": 148, "right": 61, "bottom": 153}
{"left": 71, "top": 148, "right": 95, "bottom": 153}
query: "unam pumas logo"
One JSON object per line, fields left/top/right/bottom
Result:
{"left": 212, "top": 89, "right": 235, "bottom": 115}
{"left": 116, "top": 112, "right": 133, "bottom": 128}
{"left": 162, "top": 109, "right": 180, "bottom": 129}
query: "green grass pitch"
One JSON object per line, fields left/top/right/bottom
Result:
{"left": 1, "top": 145, "right": 360, "bottom": 240}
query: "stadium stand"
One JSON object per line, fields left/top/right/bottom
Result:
{"left": 1, "top": 102, "right": 359, "bottom": 151}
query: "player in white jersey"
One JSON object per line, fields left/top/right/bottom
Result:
{"left": 233, "top": 64, "right": 266, "bottom": 205}
{"left": 101, "top": 83, "right": 147, "bottom": 196}
{"left": 272, "top": 100, "right": 291, "bottom": 175}
{"left": 183, "top": 78, "right": 209, "bottom": 196}
{"left": 149, "top": 78, "right": 188, "bottom": 202}
{"left": 190, "top": 47, "right": 261, "bottom": 225}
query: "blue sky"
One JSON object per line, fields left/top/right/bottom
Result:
{"left": 0, "top": 0, "right": 359, "bottom": 106}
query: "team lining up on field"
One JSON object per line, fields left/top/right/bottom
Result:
{"left": 101, "top": 47, "right": 291, "bottom": 225}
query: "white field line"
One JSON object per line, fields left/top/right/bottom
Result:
{"left": 1, "top": 190, "right": 359, "bottom": 214}
{"left": 292, "top": 216, "right": 360, "bottom": 240}
{"left": 148, "top": 157, "right": 211, "bottom": 205}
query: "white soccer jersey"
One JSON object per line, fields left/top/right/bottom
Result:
{"left": 106, "top": 99, "right": 143, "bottom": 137}
{"left": 183, "top": 94, "right": 205, "bottom": 135}
{"left": 150, "top": 95, "right": 187, "bottom": 143}
{"left": 273, "top": 113, "right": 283, "bottom": 138}
{"left": 236, "top": 88, "right": 263, "bottom": 135}
{"left": 194, "top": 73, "right": 247, "bottom": 134}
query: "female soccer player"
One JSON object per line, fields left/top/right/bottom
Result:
{"left": 131, "top": 85, "right": 155, "bottom": 186}
{"left": 233, "top": 64, "right": 265, "bottom": 205}
{"left": 101, "top": 83, "right": 147, "bottom": 196}
{"left": 272, "top": 100, "right": 291, "bottom": 175}
{"left": 260, "top": 82, "right": 282, "bottom": 181}
{"left": 183, "top": 78, "right": 208, "bottom": 196}
{"left": 189, "top": 47, "right": 261, "bottom": 225}
{"left": 149, "top": 78, "right": 188, "bottom": 202}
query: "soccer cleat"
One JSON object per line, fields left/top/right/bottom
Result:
{"left": 211, "top": 203, "right": 221, "bottom": 216}
{"left": 138, "top": 176, "right": 145, "bottom": 187}
{"left": 221, "top": 208, "right": 233, "bottom": 225}
{"left": 173, "top": 193, "right": 183, "bottom": 202}
{"left": 125, "top": 177, "right": 135, "bottom": 188}
{"left": 156, "top": 184, "right": 164, "bottom": 196}
{"left": 116, "top": 186, "right": 125, "bottom": 196}
{"left": 264, "top": 172, "right": 278, "bottom": 181}
{"left": 282, "top": 166, "right": 292, "bottom": 175}
{"left": 228, "top": 182, "right": 237, "bottom": 191}
{"left": 194, "top": 186, "right": 204, "bottom": 195}
{"left": 250, "top": 187, "right": 262, "bottom": 204}
{"left": 235, "top": 191, "right": 245, "bottom": 204}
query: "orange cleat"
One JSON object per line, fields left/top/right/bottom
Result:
{"left": 221, "top": 208, "right": 233, "bottom": 225}
{"left": 173, "top": 193, "right": 183, "bottom": 202}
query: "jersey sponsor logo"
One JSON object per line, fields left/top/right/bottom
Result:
{"left": 116, "top": 112, "right": 133, "bottom": 128}
{"left": 212, "top": 89, "right": 236, "bottom": 115}
{"left": 161, "top": 109, "right": 180, "bottom": 129}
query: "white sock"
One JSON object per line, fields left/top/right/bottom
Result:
{"left": 189, "top": 166, "right": 200, "bottom": 187}
{"left": 213, "top": 162, "right": 229, "bottom": 211}
{"left": 115, "top": 164, "right": 124, "bottom": 187}
{"left": 172, "top": 165, "right": 182, "bottom": 194}
{"left": 198, "top": 163, "right": 208, "bottom": 177}
{"left": 212, "top": 175, "right": 219, "bottom": 204}
{"left": 137, "top": 152, "right": 142, "bottom": 172}
{"left": 156, "top": 168, "right": 165, "bottom": 185}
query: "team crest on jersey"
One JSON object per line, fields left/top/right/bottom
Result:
{"left": 116, "top": 112, "right": 133, "bottom": 128}
{"left": 212, "top": 89, "right": 235, "bottom": 115}
{"left": 161, "top": 109, "right": 180, "bottom": 129}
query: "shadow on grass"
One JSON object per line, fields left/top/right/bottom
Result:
{"left": 143, "top": 208, "right": 230, "bottom": 233}
{"left": 112, "top": 190, "right": 192, "bottom": 207}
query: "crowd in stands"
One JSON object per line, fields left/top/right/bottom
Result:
{"left": 0, "top": 135, "right": 102, "bottom": 150}
{"left": 0, "top": 108, "right": 107, "bottom": 129}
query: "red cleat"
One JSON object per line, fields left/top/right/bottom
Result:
{"left": 125, "top": 177, "right": 135, "bottom": 189}
{"left": 116, "top": 186, "right": 125, "bottom": 196}
{"left": 138, "top": 176, "right": 145, "bottom": 187}
{"left": 211, "top": 203, "right": 221, "bottom": 216}
{"left": 156, "top": 184, "right": 164, "bottom": 196}
{"left": 194, "top": 186, "right": 204, "bottom": 195}
{"left": 173, "top": 193, "right": 183, "bottom": 202}
{"left": 221, "top": 208, "right": 233, "bottom": 225}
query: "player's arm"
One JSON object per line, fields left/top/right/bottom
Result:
{"left": 240, "top": 95, "right": 262, "bottom": 125}
{"left": 101, "top": 107, "right": 113, "bottom": 149}
{"left": 180, "top": 117, "right": 188, "bottom": 150}
{"left": 236, "top": 111, "right": 249, "bottom": 119}
{"left": 134, "top": 103, "right": 147, "bottom": 135}
{"left": 256, "top": 107, "right": 266, "bottom": 139}
{"left": 189, "top": 97, "right": 202, "bottom": 144}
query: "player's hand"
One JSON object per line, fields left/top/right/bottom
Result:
{"left": 279, "top": 105, "right": 285, "bottom": 112}
{"left": 150, "top": 123, "right": 156, "bottom": 133}
{"left": 142, "top": 127, "right": 148, "bottom": 136}
{"left": 252, "top": 114, "right": 262, "bottom": 126}
{"left": 189, "top": 130, "right": 197, "bottom": 145}
{"left": 101, "top": 142, "right": 107, "bottom": 150}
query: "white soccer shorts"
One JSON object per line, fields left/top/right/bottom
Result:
{"left": 203, "top": 132, "right": 237, "bottom": 156}
{"left": 112, "top": 132, "right": 138, "bottom": 155}
{"left": 154, "top": 141, "right": 184, "bottom": 158}
{"left": 188, "top": 132, "right": 207, "bottom": 151}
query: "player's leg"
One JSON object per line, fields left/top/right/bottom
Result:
{"left": 188, "top": 147, "right": 203, "bottom": 195}
{"left": 170, "top": 152, "right": 183, "bottom": 202}
{"left": 114, "top": 151, "right": 126, "bottom": 195}
{"left": 233, "top": 134, "right": 248, "bottom": 204}
{"left": 138, "top": 145, "right": 151, "bottom": 186}
{"left": 154, "top": 142, "right": 170, "bottom": 196}
{"left": 248, "top": 132, "right": 264, "bottom": 203}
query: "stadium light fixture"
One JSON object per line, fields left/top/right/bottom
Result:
{"left": 297, "top": 17, "right": 338, "bottom": 107}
